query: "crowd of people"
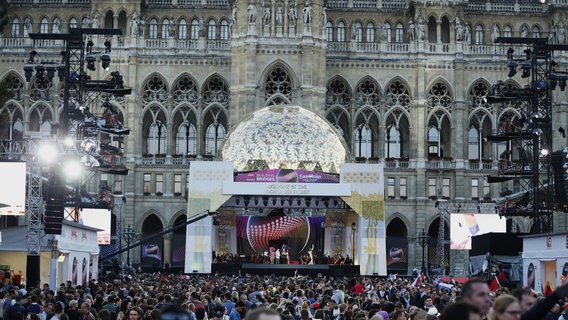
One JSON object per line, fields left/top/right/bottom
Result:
{"left": 212, "top": 252, "right": 353, "bottom": 265}
{"left": 1, "top": 271, "right": 568, "bottom": 320}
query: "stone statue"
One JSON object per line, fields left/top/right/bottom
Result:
{"left": 322, "top": 6, "right": 327, "bottom": 27}
{"left": 464, "top": 23, "right": 471, "bottom": 44}
{"left": 168, "top": 19, "right": 176, "bottom": 37}
{"left": 455, "top": 17, "right": 463, "bottom": 41}
{"left": 276, "top": 5, "right": 283, "bottom": 25}
{"left": 24, "top": 17, "right": 31, "bottom": 37}
{"left": 92, "top": 14, "right": 100, "bottom": 28}
{"left": 230, "top": 5, "right": 237, "bottom": 34}
{"left": 351, "top": 22, "right": 357, "bottom": 40}
{"left": 303, "top": 0, "right": 313, "bottom": 25}
{"left": 408, "top": 19, "right": 415, "bottom": 42}
{"left": 131, "top": 17, "right": 139, "bottom": 37}
{"left": 491, "top": 24, "right": 499, "bottom": 43}
{"left": 53, "top": 17, "right": 62, "bottom": 33}
{"left": 417, "top": 17, "right": 425, "bottom": 41}
{"left": 549, "top": 21, "right": 557, "bottom": 44}
{"left": 82, "top": 15, "right": 91, "bottom": 28}
{"left": 520, "top": 25, "right": 528, "bottom": 38}
{"left": 559, "top": 23, "right": 566, "bottom": 44}
{"left": 262, "top": 5, "right": 271, "bottom": 25}
{"left": 288, "top": 2, "right": 297, "bottom": 25}
{"left": 381, "top": 22, "right": 388, "bottom": 42}
{"left": 198, "top": 16, "right": 205, "bottom": 37}
{"left": 248, "top": 2, "right": 257, "bottom": 23}
{"left": 140, "top": 17, "right": 146, "bottom": 37}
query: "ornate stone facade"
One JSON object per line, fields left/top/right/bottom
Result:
{"left": 2, "top": 0, "right": 568, "bottom": 274}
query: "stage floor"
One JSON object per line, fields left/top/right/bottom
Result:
{"left": 212, "top": 263, "right": 360, "bottom": 276}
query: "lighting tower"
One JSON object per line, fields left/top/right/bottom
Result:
{"left": 487, "top": 37, "right": 568, "bottom": 233}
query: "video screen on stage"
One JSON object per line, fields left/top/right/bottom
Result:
{"left": 450, "top": 213, "right": 506, "bottom": 250}
{"left": 236, "top": 216, "right": 325, "bottom": 262}
{"left": 66, "top": 208, "right": 111, "bottom": 244}
{"left": 0, "top": 162, "right": 26, "bottom": 215}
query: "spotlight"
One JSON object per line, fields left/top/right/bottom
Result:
{"left": 56, "top": 66, "right": 66, "bottom": 81}
{"left": 235, "top": 197, "right": 240, "bottom": 205}
{"left": 507, "top": 48, "right": 514, "bottom": 60}
{"left": 305, "top": 197, "right": 311, "bottom": 207}
{"left": 520, "top": 62, "right": 531, "bottom": 78}
{"left": 24, "top": 66, "right": 34, "bottom": 82}
{"left": 559, "top": 127, "right": 566, "bottom": 138}
{"left": 254, "top": 197, "right": 259, "bottom": 205}
{"left": 34, "top": 65, "right": 45, "bottom": 78}
{"left": 541, "top": 148, "right": 549, "bottom": 157}
{"left": 28, "top": 50, "right": 38, "bottom": 63}
{"left": 46, "top": 66, "right": 56, "bottom": 81}
{"left": 104, "top": 39, "right": 112, "bottom": 53}
{"left": 296, "top": 198, "right": 301, "bottom": 206}
{"left": 272, "top": 198, "right": 277, "bottom": 206}
{"left": 60, "top": 50, "right": 66, "bottom": 64}
{"left": 550, "top": 78, "right": 558, "bottom": 90}
{"left": 100, "top": 54, "right": 111, "bottom": 71}
{"left": 507, "top": 61, "right": 518, "bottom": 78}
{"left": 86, "top": 40, "right": 94, "bottom": 54}
{"left": 86, "top": 55, "right": 96, "bottom": 71}
{"left": 262, "top": 197, "right": 269, "bottom": 207}
{"left": 524, "top": 48, "right": 532, "bottom": 60}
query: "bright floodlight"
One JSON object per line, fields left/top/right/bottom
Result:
{"left": 38, "top": 143, "right": 58, "bottom": 164}
{"left": 64, "top": 136, "right": 74, "bottom": 147}
{"left": 62, "top": 160, "right": 84, "bottom": 181}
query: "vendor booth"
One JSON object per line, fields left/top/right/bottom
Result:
{"left": 0, "top": 220, "right": 99, "bottom": 287}
{"left": 522, "top": 232, "right": 568, "bottom": 292}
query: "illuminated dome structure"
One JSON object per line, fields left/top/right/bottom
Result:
{"left": 218, "top": 105, "right": 350, "bottom": 173}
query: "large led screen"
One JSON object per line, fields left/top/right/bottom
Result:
{"left": 450, "top": 213, "right": 506, "bottom": 250}
{"left": 66, "top": 208, "right": 111, "bottom": 244}
{"left": 0, "top": 162, "right": 26, "bottom": 215}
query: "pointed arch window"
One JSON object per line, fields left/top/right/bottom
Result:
{"left": 40, "top": 18, "right": 49, "bottom": 33}
{"left": 468, "top": 127, "right": 480, "bottom": 160}
{"left": 205, "top": 123, "right": 226, "bottom": 156}
{"left": 149, "top": 18, "right": 158, "bottom": 39}
{"left": 427, "top": 127, "right": 440, "bottom": 157}
{"left": 504, "top": 25, "right": 512, "bottom": 37}
{"left": 11, "top": 18, "right": 20, "bottom": 37}
{"left": 69, "top": 18, "right": 78, "bottom": 29}
{"left": 191, "top": 19, "right": 200, "bottom": 39}
{"left": 142, "top": 76, "right": 167, "bottom": 105}
{"left": 207, "top": 20, "right": 217, "bottom": 39}
{"left": 220, "top": 19, "right": 229, "bottom": 40}
{"left": 326, "top": 22, "right": 333, "bottom": 41}
{"left": 176, "top": 122, "right": 197, "bottom": 155}
{"left": 475, "top": 25, "right": 484, "bottom": 44}
{"left": 147, "top": 120, "right": 167, "bottom": 154}
{"left": 203, "top": 76, "right": 229, "bottom": 106}
{"left": 179, "top": 19, "right": 187, "bottom": 39}
{"left": 265, "top": 67, "right": 292, "bottom": 105}
{"left": 355, "top": 124, "right": 373, "bottom": 158}
{"left": 395, "top": 22, "right": 404, "bottom": 43}
{"left": 383, "top": 22, "right": 392, "bottom": 42}
{"left": 355, "top": 79, "right": 380, "bottom": 108}
{"left": 337, "top": 21, "right": 346, "bottom": 42}
{"left": 162, "top": 19, "right": 170, "bottom": 39}
{"left": 532, "top": 25, "right": 540, "bottom": 38}
{"left": 385, "top": 125, "right": 401, "bottom": 158}
{"left": 366, "top": 22, "right": 375, "bottom": 42}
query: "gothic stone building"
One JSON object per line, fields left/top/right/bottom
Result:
{"left": 2, "top": 0, "right": 568, "bottom": 275}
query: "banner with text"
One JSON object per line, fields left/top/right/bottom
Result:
{"left": 235, "top": 169, "right": 340, "bottom": 183}
{"left": 223, "top": 181, "right": 351, "bottom": 196}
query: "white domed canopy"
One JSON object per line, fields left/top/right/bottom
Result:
{"left": 218, "top": 105, "right": 350, "bottom": 173}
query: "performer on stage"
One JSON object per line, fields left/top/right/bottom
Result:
{"left": 308, "top": 244, "right": 314, "bottom": 265}
{"left": 281, "top": 245, "right": 290, "bottom": 264}
{"left": 269, "top": 247, "right": 276, "bottom": 264}
{"left": 275, "top": 248, "right": 281, "bottom": 264}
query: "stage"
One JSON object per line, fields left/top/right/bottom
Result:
{"left": 211, "top": 263, "right": 360, "bottom": 277}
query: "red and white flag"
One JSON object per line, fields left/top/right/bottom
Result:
{"left": 411, "top": 273, "right": 425, "bottom": 287}
{"left": 489, "top": 275, "right": 500, "bottom": 292}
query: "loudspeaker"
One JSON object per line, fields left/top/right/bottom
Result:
{"left": 44, "top": 179, "right": 65, "bottom": 235}
{"left": 551, "top": 151, "right": 568, "bottom": 207}
{"left": 26, "top": 255, "right": 40, "bottom": 290}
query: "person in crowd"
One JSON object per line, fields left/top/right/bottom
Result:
{"left": 511, "top": 289, "right": 535, "bottom": 316}
{"left": 490, "top": 295, "right": 521, "bottom": 320}
{"left": 460, "top": 279, "right": 492, "bottom": 319}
